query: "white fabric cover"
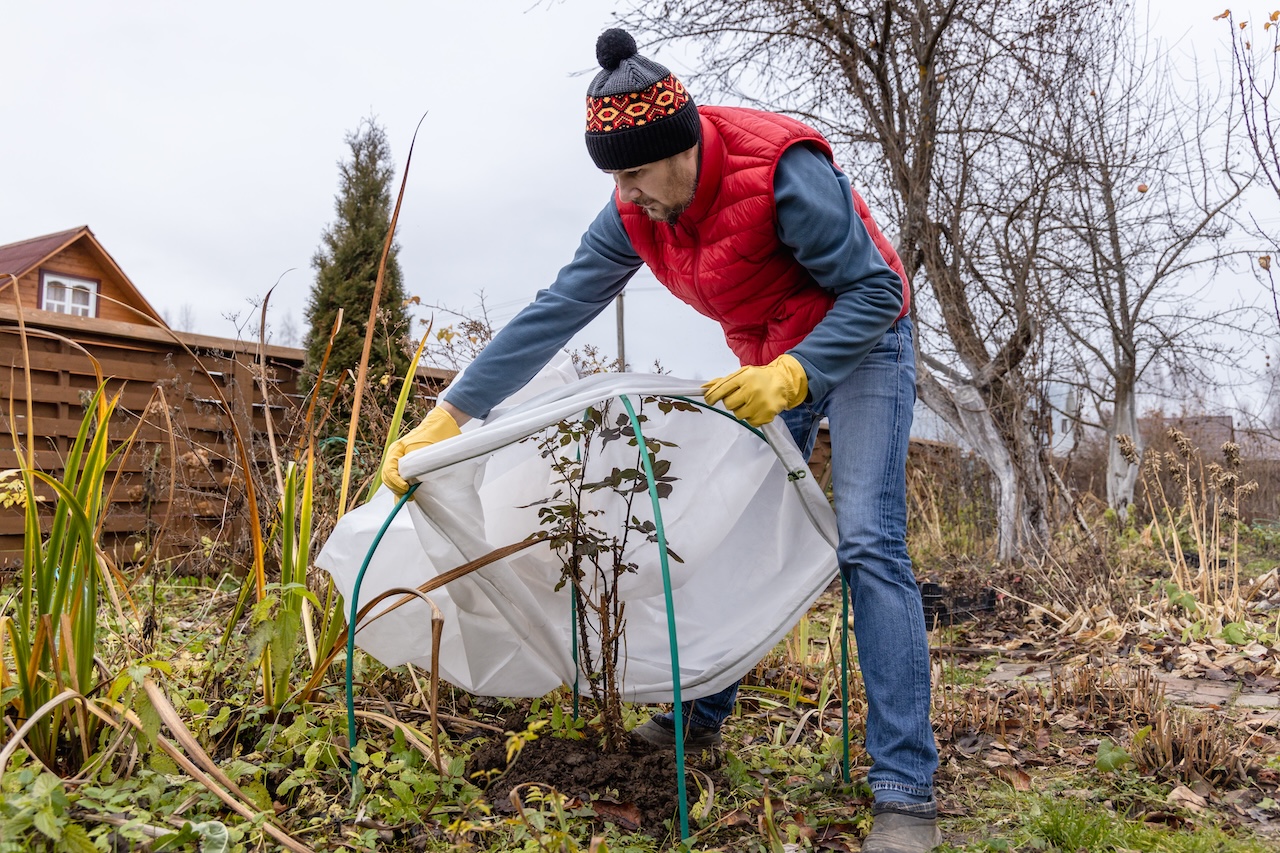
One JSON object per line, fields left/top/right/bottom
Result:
{"left": 316, "top": 355, "right": 839, "bottom": 703}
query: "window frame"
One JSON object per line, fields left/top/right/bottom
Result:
{"left": 38, "top": 270, "right": 100, "bottom": 318}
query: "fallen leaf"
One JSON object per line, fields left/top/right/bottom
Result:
{"left": 718, "top": 809, "right": 755, "bottom": 828}
{"left": 1168, "top": 784, "right": 1208, "bottom": 813}
{"left": 592, "top": 800, "right": 642, "bottom": 830}
{"left": 995, "top": 766, "right": 1033, "bottom": 791}
{"left": 1142, "top": 810, "right": 1192, "bottom": 830}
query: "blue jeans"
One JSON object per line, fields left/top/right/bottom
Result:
{"left": 657, "top": 318, "right": 936, "bottom": 804}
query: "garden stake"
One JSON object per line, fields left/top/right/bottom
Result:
{"left": 618, "top": 394, "right": 690, "bottom": 841}
{"left": 571, "top": 437, "right": 582, "bottom": 722}
{"left": 347, "top": 483, "right": 418, "bottom": 786}
{"left": 571, "top": 579, "right": 580, "bottom": 721}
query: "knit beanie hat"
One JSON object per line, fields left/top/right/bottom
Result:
{"left": 585, "top": 29, "right": 700, "bottom": 171}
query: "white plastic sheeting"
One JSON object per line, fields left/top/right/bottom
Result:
{"left": 316, "top": 356, "right": 839, "bottom": 704}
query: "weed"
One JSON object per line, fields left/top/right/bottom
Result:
{"left": 1132, "top": 706, "right": 1246, "bottom": 786}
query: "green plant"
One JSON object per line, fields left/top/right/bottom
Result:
{"left": 1247, "top": 518, "right": 1280, "bottom": 554}
{"left": 530, "top": 397, "right": 695, "bottom": 752}
{"left": 0, "top": 769, "right": 95, "bottom": 852}
{"left": 220, "top": 322, "right": 433, "bottom": 711}
{"left": 1095, "top": 737, "right": 1131, "bottom": 773}
{"left": 247, "top": 456, "right": 321, "bottom": 713}
{"left": 1, "top": 386, "right": 128, "bottom": 770}
{"left": 1030, "top": 797, "right": 1124, "bottom": 850}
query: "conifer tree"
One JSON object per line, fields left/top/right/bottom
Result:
{"left": 304, "top": 119, "right": 411, "bottom": 404}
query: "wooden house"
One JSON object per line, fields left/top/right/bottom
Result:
{"left": 0, "top": 225, "right": 166, "bottom": 325}
{"left": 0, "top": 227, "right": 453, "bottom": 571}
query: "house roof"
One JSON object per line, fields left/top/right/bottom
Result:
{"left": 0, "top": 226, "right": 167, "bottom": 325}
{"left": 0, "top": 226, "right": 88, "bottom": 277}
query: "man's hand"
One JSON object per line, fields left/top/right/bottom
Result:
{"left": 702, "top": 353, "right": 808, "bottom": 427}
{"left": 381, "top": 406, "right": 463, "bottom": 495}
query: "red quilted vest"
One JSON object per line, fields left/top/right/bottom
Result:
{"left": 618, "top": 106, "right": 910, "bottom": 366}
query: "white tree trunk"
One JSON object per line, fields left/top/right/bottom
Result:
{"left": 1106, "top": 378, "right": 1142, "bottom": 518}
{"left": 917, "top": 372, "right": 1046, "bottom": 563}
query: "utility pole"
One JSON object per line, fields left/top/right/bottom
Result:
{"left": 615, "top": 290, "right": 626, "bottom": 371}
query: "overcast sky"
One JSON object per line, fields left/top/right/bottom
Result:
{"left": 0, "top": 1, "right": 1271, "bottom": 390}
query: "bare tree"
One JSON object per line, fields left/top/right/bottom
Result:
{"left": 1222, "top": 10, "right": 1280, "bottom": 331}
{"left": 277, "top": 313, "right": 301, "bottom": 348}
{"left": 619, "top": 0, "right": 1112, "bottom": 560}
{"left": 170, "top": 303, "right": 198, "bottom": 333}
{"left": 1045, "top": 14, "right": 1252, "bottom": 517}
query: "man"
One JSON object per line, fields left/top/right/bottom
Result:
{"left": 381, "top": 28, "right": 940, "bottom": 852}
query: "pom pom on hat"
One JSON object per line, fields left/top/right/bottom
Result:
{"left": 596, "top": 28, "right": 637, "bottom": 71}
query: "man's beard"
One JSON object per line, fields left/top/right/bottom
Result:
{"left": 639, "top": 192, "right": 693, "bottom": 225}
{"left": 662, "top": 197, "right": 691, "bottom": 225}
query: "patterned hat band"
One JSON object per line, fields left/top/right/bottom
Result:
{"left": 586, "top": 75, "right": 690, "bottom": 133}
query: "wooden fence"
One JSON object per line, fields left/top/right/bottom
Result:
{"left": 0, "top": 306, "right": 452, "bottom": 571}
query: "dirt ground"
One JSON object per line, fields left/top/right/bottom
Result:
{"left": 467, "top": 729, "right": 726, "bottom": 835}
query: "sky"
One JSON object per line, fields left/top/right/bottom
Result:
{"left": 0, "top": 1, "right": 1273, "bottom": 393}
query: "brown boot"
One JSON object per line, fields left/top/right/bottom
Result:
{"left": 861, "top": 806, "right": 942, "bottom": 852}
{"left": 629, "top": 717, "right": 722, "bottom": 750}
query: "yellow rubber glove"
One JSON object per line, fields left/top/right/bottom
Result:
{"left": 701, "top": 353, "right": 808, "bottom": 427}
{"left": 381, "top": 406, "right": 462, "bottom": 495}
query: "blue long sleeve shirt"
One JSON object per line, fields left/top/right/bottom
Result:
{"left": 444, "top": 144, "right": 905, "bottom": 420}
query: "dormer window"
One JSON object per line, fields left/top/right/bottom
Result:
{"left": 40, "top": 271, "right": 99, "bottom": 317}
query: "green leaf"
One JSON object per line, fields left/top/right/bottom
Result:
{"left": 1095, "top": 738, "right": 1131, "bottom": 773}
{"left": 31, "top": 773, "right": 61, "bottom": 799}
{"left": 1164, "top": 582, "right": 1198, "bottom": 615}
{"left": 191, "top": 821, "right": 231, "bottom": 853}
{"left": 270, "top": 608, "right": 302, "bottom": 685}
{"left": 152, "top": 824, "right": 202, "bottom": 851}
{"left": 246, "top": 619, "right": 275, "bottom": 668}
{"left": 208, "top": 705, "right": 232, "bottom": 736}
{"left": 1221, "top": 622, "right": 1250, "bottom": 645}
{"left": 55, "top": 822, "right": 97, "bottom": 853}
{"left": 249, "top": 596, "right": 277, "bottom": 624}
{"left": 32, "top": 806, "right": 63, "bottom": 841}
{"left": 148, "top": 751, "right": 179, "bottom": 775}
{"left": 133, "top": 692, "right": 161, "bottom": 748}
{"left": 242, "top": 781, "right": 273, "bottom": 813}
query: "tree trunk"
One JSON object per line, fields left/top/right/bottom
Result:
{"left": 1106, "top": 363, "right": 1141, "bottom": 518}
{"left": 918, "top": 371, "right": 1050, "bottom": 562}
